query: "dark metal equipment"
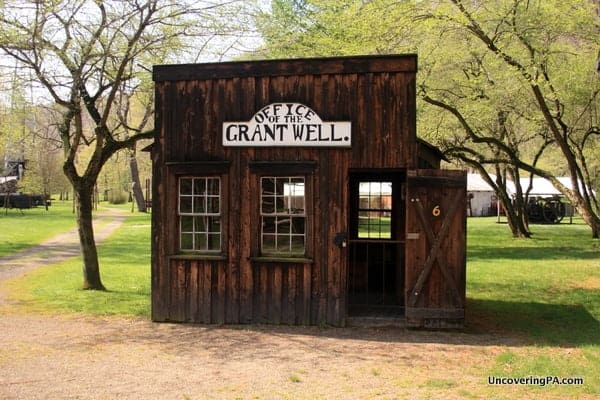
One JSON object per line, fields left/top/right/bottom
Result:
{"left": 526, "top": 196, "right": 566, "bottom": 224}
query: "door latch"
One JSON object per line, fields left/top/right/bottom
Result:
{"left": 334, "top": 232, "right": 347, "bottom": 248}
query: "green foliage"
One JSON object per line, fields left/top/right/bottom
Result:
{"left": 108, "top": 190, "right": 129, "bottom": 205}
{"left": 254, "top": 0, "right": 417, "bottom": 58}
{"left": 255, "top": 0, "right": 600, "bottom": 236}
{"left": 1, "top": 0, "right": 257, "bottom": 288}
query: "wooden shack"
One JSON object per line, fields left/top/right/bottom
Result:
{"left": 151, "top": 54, "right": 466, "bottom": 328}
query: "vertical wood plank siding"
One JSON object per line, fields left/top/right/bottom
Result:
{"left": 405, "top": 170, "right": 467, "bottom": 328}
{"left": 152, "top": 56, "right": 418, "bottom": 326}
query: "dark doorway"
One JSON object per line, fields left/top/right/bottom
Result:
{"left": 348, "top": 172, "right": 405, "bottom": 318}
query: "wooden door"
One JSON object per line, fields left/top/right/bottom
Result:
{"left": 405, "top": 170, "right": 466, "bottom": 328}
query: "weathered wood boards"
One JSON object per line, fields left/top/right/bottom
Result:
{"left": 151, "top": 55, "right": 466, "bottom": 328}
{"left": 405, "top": 170, "right": 467, "bottom": 328}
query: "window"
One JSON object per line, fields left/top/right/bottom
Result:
{"left": 358, "top": 181, "right": 392, "bottom": 239}
{"left": 178, "top": 177, "right": 221, "bottom": 252}
{"left": 261, "top": 177, "right": 305, "bottom": 256}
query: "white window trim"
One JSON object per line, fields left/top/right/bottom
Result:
{"left": 260, "top": 176, "right": 306, "bottom": 256}
{"left": 178, "top": 176, "right": 222, "bottom": 253}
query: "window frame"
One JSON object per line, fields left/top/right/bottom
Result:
{"left": 178, "top": 176, "right": 223, "bottom": 253}
{"left": 357, "top": 181, "right": 393, "bottom": 239}
{"left": 260, "top": 176, "right": 307, "bottom": 257}
{"left": 349, "top": 171, "right": 405, "bottom": 242}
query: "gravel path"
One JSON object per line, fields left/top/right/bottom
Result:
{"left": 0, "top": 312, "right": 519, "bottom": 400}
{"left": 0, "top": 210, "right": 126, "bottom": 306}
{"left": 0, "top": 213, "right": 126, "bottom": 283}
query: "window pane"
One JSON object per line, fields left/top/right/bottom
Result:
{"left": 262, "top": 177, "right": 275, "bottom": 196}
{"left": 207, "top": 217, "right": 220, "bottom": 233}
{"left": 181, "top": 216, "right": 194, "bottom": 233}
{"left": 277, "top": 218, "right": 290, "bottom": 235}
{"left": 359, "top": 195, "right": 369, "bottom": 209}
{"left": 180, "top": 196, "right": 193, "bottom": 214}
{"left": 358, "top": 211, "right": 369, "bottom": 238}
{"left": 277, "top": 234, "right": 290, "bottom": 252}
{"left": 291, "top": 235, "right": 305, "bottom": 254}
{"left": 262, "top": 196, "right": 275, "bottom": 214}
{"left": 194, "top": 216, "right": 207, "bottom": 233}
{"left": 194, "top": 178, "right": 206, "bottom": 196}
{"left": 378, "top": 213, "right": 391, "bottom": 238}
{"left": 359, "top": 182, "right": 370, "bottom": 195}
{"left": 180, "top": 178, "right": 193, "bottom": 195}
{"left": 381, "top": 194, "right": 391, "bottom": 211}
{"left": 263, "top": 234, "right": 276, "bottom": 253}
{"left": 290, "top": 202, "right": 304, "bottom": 214}
{"left": 181, "top": 233, "right": 194, "bottom": 250}
{"left": 288, "top": 179, "right": 304, "bottom": 213}
{"left": 275, "top": 178, "right": 285, "bottom": 196}
{"left": 263, "top": 217, "right": 276, "bottom": 234}
{"left": 368, "top": 219, "right": 379, "bottom": 237}
{"left": 291, "top": 217, "right": 305, "bottom": 235}
{"left": 196, "top": 233, "right": 207, "bottom": 250}
{"left": 193, "top": 196, "right": 205, "bottom": 214}
{"left": 208, "top": 234, "right": 220, "bottom": 250}
{"left": 206, "top": 178, "right": 219, "bottom": 195}
{"left": 370, "top": 181, "right": 382, "bottom": 194}
{"left": 276, "top": 196, "right": 285, "bottom": 213}
{"left": 370, "top": 194, "right": 382, "bottom": 209}
{"left": 207, "top": 196, "right": 219, "bottom": 214}
{"left": 290, "top": 177, "right": 304, "bottom": 190}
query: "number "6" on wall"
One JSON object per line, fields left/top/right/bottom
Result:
{"left": 432, "top": 205, "right": 441, "bottom": 217}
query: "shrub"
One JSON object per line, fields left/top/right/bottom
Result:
{"left": 108, "top": 190, "right": 128, "bottom": 204}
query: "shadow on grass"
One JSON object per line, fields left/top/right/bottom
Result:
{"left": 467, "top": 298, "right": 600, "bottom": 347}
{"left": 468, "top": 245, "right": 600, "bottom": 261}
{"left": 138, "top": 298, "right": 598, "bottom": 349}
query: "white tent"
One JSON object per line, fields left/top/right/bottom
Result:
{"left": 0, "top": 176, "right": 17, "bottom": 184}
{"left": 467, "top": 174, "right": 577, "bottom": 217}
{"left": 467, "top": 173, "right": 498, "bottom": 217}
{"left": 520, "top": 177, "right": 583, "bottom": 197}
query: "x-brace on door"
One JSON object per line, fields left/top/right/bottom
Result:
{"left": 405, "top": 170, "right": 467, "bottom": 329}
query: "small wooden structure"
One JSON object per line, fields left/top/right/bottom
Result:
{"left": 151, "top": 55, "right": 466, "bottom": 328}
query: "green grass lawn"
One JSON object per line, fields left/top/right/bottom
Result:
{"left": 0, "top": 200, "right": 77, "bottom": 257}
{"left": 468, "top": 217, "right": 599, "bottom": 398}
{"left": 2, "top": 213, "right": 599, "bottom": 397}
{"left": 4, "top": 208, "right": 151, "bottom": 317}
{"left": 468, "top": 218, "right": 599, "bottom": 344}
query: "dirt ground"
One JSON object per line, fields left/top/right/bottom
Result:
{"left": 0, "top": 211, "right": 586, "bottom": 400}
{"left": 0, "top": 311, "right": 527, "bottom": 400}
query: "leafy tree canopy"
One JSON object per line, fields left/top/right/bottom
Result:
{"left": 255, "top": 0, "right": 600, "bottom": 237}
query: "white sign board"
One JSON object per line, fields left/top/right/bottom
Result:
{"left": 223, "top": 103, "right": 351, "bottom": 147}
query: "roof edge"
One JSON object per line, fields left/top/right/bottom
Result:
{"left": 153, "top": 54, "right": 418, "bottom": 82}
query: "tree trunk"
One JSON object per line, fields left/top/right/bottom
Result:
{"left": 577, "top": 204, "right": 600, "bottom": 239}
{"left": 499, "top": 194, "right": 531, "bottom": 238}
{"left": 129, "top": 146, "right": 147, "bottom": 213}
{"left": 505, "top": 169, "right": 531, "bottom": 238}
{"left": 75, "top": 185, "right": 106, "bottom": 290}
